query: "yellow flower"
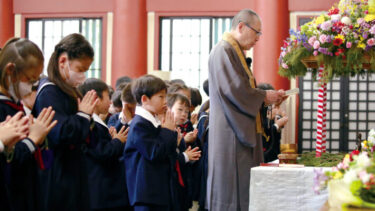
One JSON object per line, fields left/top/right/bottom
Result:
{"left": 365, "top": 14, "right": 375, "bottom": 22}
{"left": 335, "top": 34, "right": 346, "bottom": 42}
{"left": 315, "top": 15, "right": 325, "bottom": 25}
{"left": 358, "top": 42, "right": 366, "bottom": 49}
{"left": 333, "top": 171, "right": 343, "bottom": 179}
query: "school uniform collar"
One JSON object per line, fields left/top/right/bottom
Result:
{"left": 0, "top": 93, "right": 12, "bottom": 102}
{"left": 0, "top": 92, "right": 24, "bottom": 112}
{"left": 93, "top": 113, "right": 108, "bottom": 129}
{"left": 119, "top": 111, "right": 132, "bottom": 125}
{"left": 135, "top": 106, "right": 161, "bottom": 128}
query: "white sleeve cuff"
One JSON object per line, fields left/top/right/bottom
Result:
{"left": 274, "top": 123, "right": 280, "bottom": 131}
{"left": 119, "top": 112, "right": 126, "bottom": 124}
{"left": 22, "top": 139, "right": 36, "bottom": 153}
{"left": 77, "top": 111, "right": 91, "bottom": 121}
{"left": 183, "top": 152, "right": 189, "bottom": 163}
{"left": 0, "top": 140, "right": 4, "bottom": 153}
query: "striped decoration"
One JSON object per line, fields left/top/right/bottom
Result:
{"left": 316, "top": 66, "right": 327, "bottom": 157}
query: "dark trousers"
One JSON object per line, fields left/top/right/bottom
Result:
{"left": 133, "top": 203, "right": 169, "bottom": 211}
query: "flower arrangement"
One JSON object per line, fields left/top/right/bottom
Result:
{"left": 279, "top": 0, "right": 375, "bottom": 81}
{"left": 314, "top": 129, "right": 375, "bottom": 209}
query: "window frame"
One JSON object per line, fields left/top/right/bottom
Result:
{"left": 21, "top": 13, "right": 108, "bottom": 82}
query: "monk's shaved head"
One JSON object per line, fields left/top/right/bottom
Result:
{"left": 231, "top": 9, "right": 260, "bottom": 30}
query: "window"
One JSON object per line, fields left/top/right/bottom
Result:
{"left": 160, "top": 17, "right": 232, "bottom": 94}
{"left": 26, "top": 18, "right": 102, "bottom": 78}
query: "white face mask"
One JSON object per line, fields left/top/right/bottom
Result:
{"left": 63, "top": 61, "right": 86, "bottom": 88}
{"left": 8, "top": 76, "right": 33, "bottom": 102}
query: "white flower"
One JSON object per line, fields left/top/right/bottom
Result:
{"left": 358, "top": 171, "right": 371, "bottom": 184}
{"left": 343, "top": 169, "right": 358, "bottom": 184}
{"left": 369, "top": 129, "right": 375, "bottom": 137}
{"left": 355, "top": 152, "right": 372, "bottom": 169}
{"left": 341, "top": 16, "right": 352, "bottom": 25}
{"left": 331, "top": 14, "right": 342, "bottom": 21}
{"left": 368, "top": 135, "right": 375, "bottom": 145}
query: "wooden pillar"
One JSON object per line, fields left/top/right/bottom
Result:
{"left": 112, "top": 0, "right": 147, "bottom": 86}
{"left": 0, "top": 0, "right": 14, "bottom": 47}
{"left": 253, "top": 0, "right": 290, "bottom": 90}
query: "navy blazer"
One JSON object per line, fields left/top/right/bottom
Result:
{"left": 107, "top": 112, "right": 129, "bottom": 132}
{"left": 0, "top": 93, "right": 38, "bottom": 211}
{"left": 124, "top": 114, "right": 177, "bottom": 206}
{"left": 84, "top": 121, "right": 129, "bottom": 209}
{"left": 32, "top": 78, "right": 91, "bottom": 211}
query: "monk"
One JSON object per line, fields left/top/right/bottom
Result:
{"left": 206, "top": 9, "right": 285, "bottom": 211}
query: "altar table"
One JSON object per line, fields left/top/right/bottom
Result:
{"left": 249, "top": 166, "right": 331, "bottom": 211}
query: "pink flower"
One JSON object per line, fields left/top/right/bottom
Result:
{"left": 308, "top": 36, "right": 317, "bottom": 46}
{"left": 346, "top": 42, "right": 352, "bottom": 48}
{"left": 281, "top": 51, "right": 286, "bottom": 57}
{"left": 281, "top": 63, "right": 289, "bottom": 69}
{"left": 367, "top": 38, "right": 375, "bottom": 46}
{"left": 357, "top": 18, "right": 365, "bottom": 25}
{"left": 313, "top": 50, "right": 318, "bottom": 56}
{"left": 370, "top": 25, "right": 375, "bottom": 35}
{"left": 319, "top": 34, "right": 328, "bottom": 43}
{"left": 313, "top": 41, "right": 320, "bottom": 49}
{"left": 321, "top": 21, "right": 332, "bottom": 31}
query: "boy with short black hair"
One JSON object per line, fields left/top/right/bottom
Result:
{"left": 78, "top": 78, "right": 131, "bottom": 211}
{"left": 166, "top": 93, "right": 201, "bottom": 211}
{"left": 124, "top": 75, "right": 179, "bottom": 211}
{"left": 107, "top": 83, "right": 136, "bottom": 132}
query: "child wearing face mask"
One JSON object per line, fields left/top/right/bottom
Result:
{"left": 32, "top": 33, "right": 97, "bottom": 211}
{"left": 0, "top": 38, "right": 58, "bottom": 211}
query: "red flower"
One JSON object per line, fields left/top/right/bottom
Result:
{"left": 283, "top": 40, "right": 289, "bottom": 48}
{"left": 335, "top": 48, "right": 345, "bottom": 56}
{"left": 349, "top": 149, "right": 360, "bottom": 161}
{"left": 333, "top": 38, "right": 343, "bottom": 46}
{"left": 328, "top": 8, "right": 339, "bottom": 16}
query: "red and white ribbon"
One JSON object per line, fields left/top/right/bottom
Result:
{"left": 316, "top": 66, "right": 327, "bottom": 157}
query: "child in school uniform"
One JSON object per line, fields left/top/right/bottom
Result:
{"left": 78, "top": 78, "right": 131, "bottom": 211}
{"left": 32, "top": 33, "right": 97, "bottom": 211}
{"left": 168, "top": 83, "right": 198, "bottom": 209}
{"left": 0, "top": 38, "right": 57, "bottom": 211}
{"left": 107, "top": 83, "right": 136, "bottom": 132}
{"left": 166, "top": 93, "right": 201, "bottom": 211}
{"left": 124, "top": 75, "right": 179, "bottom": 211}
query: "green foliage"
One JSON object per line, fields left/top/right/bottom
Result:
{"left": 297, "top": 151, "right": 345, "bottom": 167}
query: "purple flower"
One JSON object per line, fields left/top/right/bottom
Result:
{"left": 318, "top": 47, "right": 333, "bottom": 56}
{"left": 363, "top": 32, "right": 369, "bottom": 39}
{"left": 313, "top": 168, "right": 328, "bottom": 195}
{"left": 302, "top": 43, "right": 313, "bottom": 51}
